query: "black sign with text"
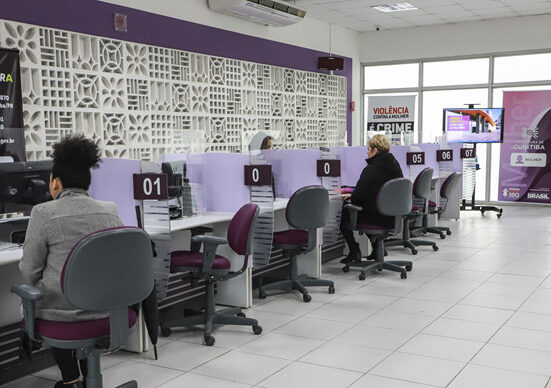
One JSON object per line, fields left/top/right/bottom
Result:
{"left": 0, "top": 48, "right": 24, "bottom": 161}
{"left": 244, "top": 165, "right": 272, "bottom": 186}
{"left": 460, "top": 148, "right": 476, "bottom": 159}
{"left": 406, "top": 152, "right": 425, "bottom": 165}
{"left": 133, "top": 174, "right": 169, "bottom": 200}
{"left": 316, "top": 159, "right": 341, "bottom": 177}
{"left": 436, "top": 149, "right": 453, "bottom": 162}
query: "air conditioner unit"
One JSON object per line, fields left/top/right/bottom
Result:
{"left": 208, "top": 0, "right": 307, "bottom": 27}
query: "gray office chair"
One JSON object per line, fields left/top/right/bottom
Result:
{"left": 343, "top": 178, "right": 413, "bottom": 280}
{"left": 426, "top": 172, "right": 462, "bottom": 237}
{"left": 258, "top": 186, "right": 335, "bottom": 302}
{"left": 385, "top": 167, "right": 439, "bottom": 254}
{"left": 12, "top": 227, "right": 154, "bottom": 388}
{"left": 161, "top": 203, "right": 262, "bottom": 346}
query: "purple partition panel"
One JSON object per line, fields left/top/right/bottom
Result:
{"left": 281, "top": 150, "right": 322, "bottom": 198}
{"left": 415, "top": 143, "right": 441, "bottom": 178}
{"left": 203, "top": 153, "right": 250, "bottom": 212}
{"left": 449, "top": 143, "right": 465, "bottom": 172}
{"left": 331, "top": 146, "right": 368, "bottom": 187}
{"left": 390, "top": 145, "right": 410, "bottom": 178}
{"left": 88, "top": 158, "right": 141, "bottom": 227}
{"left": 262, "top": 149, "right": 285, "bottom": 197}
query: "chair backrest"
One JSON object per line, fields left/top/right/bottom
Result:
{"left": 227, "top": 203, "right": 259, "bottom": 256}
{"left": 440, "top": 172, "right": 461, "bottom": 199}
{"left": 286, "top": 186, "right": 329, "bottom": 230}
{"left": 376, "top": 178, "right": 413, "bottom": 232}
{"left": 412, "top": 168, "right": 433, "bottom": 200}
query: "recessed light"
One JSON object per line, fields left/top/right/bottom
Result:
{"left": 372, "top": 2, "right": 418, "bottom": 13}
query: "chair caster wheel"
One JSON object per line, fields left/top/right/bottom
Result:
{"left": 328, "top": 285, "right": 335, "bottom": 294}
{"left": 378, "top": 268, "right": 383, "bottom": 271}
{"left": 497, "top": 212, "right": 502, "bottom": 218}
{"left": 411, "top": 249, "right": 418, "bottom": 255}
{"left": 446, "top": 230, "right": 452, "bottom": 235}
{"left": 384, "top": 250, "right": 388, "bottom": 256}
{"left": 253, "top": 325, "right": 262, "bottom": 335}
{"left": 406, "top": 265, "right": 412, "bottom": 271}
{"left": 204, "top": 335, "right": 215, "bottom": 346}
{"left": 237, "top": 312, "right": 246, "bottom": 317}
{"left": 481, "top": 210, "right": 485, "bottom": 215}
{"left": 259, "top": 291, "right": 266, "bottom": 299}
{"left": 342, "top": 266, "right": 349, "bottom": 273}
{"left": 303, "top": 294, "right": 312, "bottom": 303}
{"left": 359, "top": 273, "right": 366, "bottom": 281}
{"left": 401, "top": 272, "right": 407, "bottom": 279}
{"left": 433, "top": 245, "right": 439, "bottom": 251}
{"left": 160, "top": 327, "right": 171, "bottom": 337}
{"left": 440, "top": 234, "right": 446, "bottom": 239}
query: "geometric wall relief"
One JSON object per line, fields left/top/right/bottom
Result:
{"left": 0, "top": 19, "right": 347, "bottom": 161}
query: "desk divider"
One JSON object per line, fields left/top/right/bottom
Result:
{"left": 319, "top": 150, "right": 342, "bottom": 245}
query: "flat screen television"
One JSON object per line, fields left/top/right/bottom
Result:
{"left": 443, "top": 108, "right": 504, "bottom": 143}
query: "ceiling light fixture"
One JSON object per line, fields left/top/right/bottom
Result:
{"left": 372, "top": 2, "right": 417, "bottom": 13}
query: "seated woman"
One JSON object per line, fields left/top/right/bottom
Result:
{"left": 19, "top": 135, "right": 123, "bottom": 388}
{"left": 340, "top": 134, "right": 403, "bottom": 263}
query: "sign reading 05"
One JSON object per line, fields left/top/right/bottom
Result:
{"left": 244, "top": 165, "right": 272, "bottom": 186}
{"left": 460, "top": 148, "right": 476, "bottom": 158}
{"left": 406, "top": 152, "right": 425, "bottom": 165}
{"left": 133, "top": 173, "right": 169, "bottom": 200}
{"left": 436, "top": 149, "right": 453, "bottom": 162}
{"left": 316, "top": 160, "right": 341, "bottom": 177}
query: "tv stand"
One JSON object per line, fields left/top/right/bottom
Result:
{"left": 460, "top": 189, "right": 503, "bottom": 218}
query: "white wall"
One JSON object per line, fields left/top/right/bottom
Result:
{"left": 360, "top": 13, "right": 551, "bottom": 63}
{"left": 102, "top": 0, "right": 363, "bottom": 144}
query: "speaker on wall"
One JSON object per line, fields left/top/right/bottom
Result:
{"left": 317, "top": 56, "right": 344, "bottom": 71}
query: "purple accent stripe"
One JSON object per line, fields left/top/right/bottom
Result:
{"left": 2, "top": 0, "right": 352, "bottom": 145}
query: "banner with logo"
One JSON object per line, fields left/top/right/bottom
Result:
{"left": 0, "top": 48, "right": 25, "bottom": 162}
{"left": 367, "top": 95, "right": 416, "bottom": 145}
{"left": 498, "top": 91, "right": 551, "bottom": 203}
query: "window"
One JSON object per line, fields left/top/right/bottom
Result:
{"left": 494, "top": 53, "right": 551, "bottom": 83}
{"left": 423, "top": 58, "right": 489, "bottom": 87}
{"left": 364, "top": 63, "right": 419, "bottom": 89}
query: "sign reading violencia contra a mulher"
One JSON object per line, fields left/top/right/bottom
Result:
{"left": 367, "top": 95, "right": 416, "bottom": 145}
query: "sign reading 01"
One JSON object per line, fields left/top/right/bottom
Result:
{"left": 406, "top": 152, "right": 425, "bottom": 165}
{"left": 460, "top": 148, "right": 476, "bottom": 159}
{"left": 316, "top": 159, "right": 341, "bottom": 177}
{"left": 436, "top": 149, "right": 453, "bottom": 162}
{"left": 133, "top": 173, "right": 169, "bottom": 200}
{"left": 244, "top": 165, "right": 272, "bottom": 186}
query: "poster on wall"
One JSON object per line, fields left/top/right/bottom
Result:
{"left": 498, "top": 91, "right": 551, "bottom": 204}
{"left": 367, "top": 95, "right": 416, "bottom": 145}
{"left": 0, "top": 48, "right": 25, "bottom": 162}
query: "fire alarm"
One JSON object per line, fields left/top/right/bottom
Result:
{"left": 114, "top": 12, "right": 128, "bottom": 32}
{"left": 350, "top": 101, "right": 356, "bottom": 112}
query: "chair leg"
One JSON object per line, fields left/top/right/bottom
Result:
{"left": 411, "top": 239, "right": 438, "bottom": 249}
{"left": 84, "top": 350, "right": 103, "bottom": 388}
{"left": 214, "top": 314, "right": 258, "bottom": 326}
{"left": 299, "top": 277, "right": 334, "bottom": 288}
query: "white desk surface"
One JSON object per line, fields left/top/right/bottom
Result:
{"left": 0, "top": 246, "right": 23, "bottom": 266}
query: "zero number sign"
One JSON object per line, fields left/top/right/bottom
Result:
{"left": 460, "top": 148, "right": 476, "bottom": 158}
{"left": 406, "top": 152, "right": 425, "bottom": 165}
{"left": 316, "top": 160, "right": 341, "bottom": 177}
{"left": 244, "top": 165, "right": 272, "bottom": 186}
{"left": 133, "top": 174, "right": 168, "bottom": 200}
{"left": 436, "top": 149, "right": 453, "bottom": 162}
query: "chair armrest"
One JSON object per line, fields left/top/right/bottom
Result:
{"left": 11, "top": 284, "right": 43, "bottom": 339}
{"left": 191, "top": 235, "right": 228, "bottom": 273}
{"left": 343, "top": 204, "right": 363, "bottom": 231}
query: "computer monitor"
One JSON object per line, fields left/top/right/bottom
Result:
{"left": 0, "top": 160, "right": 53, "bottom": 215}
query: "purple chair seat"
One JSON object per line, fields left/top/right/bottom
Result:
{"left": 171, "top": 251, "right": 231, "bottom": 270}
{"left": 357, "top": 223, "right": 389, "bottom": 231}
{"left": 273, "top": 229, "right": 309, "bottom": 245}
{"left": 411, "top": 205, "right": 420, "bottom": 212}
{"left": 35, "top": 310, "right": 138, "bottom": 341}
{"left": 428, "top": 200, "right": 437, "bottom": 208}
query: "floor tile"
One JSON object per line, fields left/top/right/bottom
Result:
{"left": 257, "top": 361, "right": 361, "bottom": 388}
{"left": 193, "top": 350, "right": 290, "bottom": 386}
{"left": 460, "top": 292, "right": 526, "bottom": 310}
{"left": 0, "top": 376, "right": 53, "bottom": 388}
{"left": 370, "top": 352, "right": 465, "bottom": 387}
{"left": 360, "top": 310, "right": 436, "bottom": 332}
{"left": 442, "top": 304, "right": 513, "bottom": 325}
{"left": 507, "top": 311, "right": 551, "bottom": 332}
{"left": 101, "top": 361, "right": 182, "bottom": 388}
{"left": 273, "top": 316, "right": 352, "bottom": 340}
{"left": 490, "top": 326, "right": 551, "bottom": 353}
{"left": 300, "top": 341, "right": 391, "bottom": 373}
{"left": 159, "top": 373, "right": 251, "bottom": 388}
{"left": 448, "top": 364, "right": 549, "bottom": 388}
{"left": 254, "top": 297, "right": 324, "bottom": 316}
{"left": 33, "top": 353, "right": 125, "bottom": 381}
{"left": 422, "top": 317, "right": 500, "bottom": 342}
{"left": 520, "top": 297, "right": 551, "bottom": 315}
{"left": 305, "top": 301, "right": 378, "bottom": 323}
{"left": 350, "top": 374, "right": 437, "bottom": 388}
{"left": 472, "top": 343, "right": 551, "bottom": 376}
{"left": 334, "top": 325, "right": 416, "bottom": 351}
{"left": 399, "top": 333, "right": 484, "bottom": 362}
{"left": 386, "top": 297, "right": 453, "bottom": 317}
{"left": 237, "top": 332, "right": 324, "bottom": 360}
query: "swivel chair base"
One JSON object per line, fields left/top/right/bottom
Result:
{"left": 160, "top": 281, "right": 262, "bottom": 346}
{"left": 426, "top": 225, "right": 452, "bottom": 238}
{"left": 258, "top": 253, "right": 335, "bottom": 303}
{"left": 385, "top": 217, "right": 438, "bottom": 255}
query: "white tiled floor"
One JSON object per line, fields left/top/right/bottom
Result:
{"left": 6, "top": 205, "right": 551, "bottom": 387}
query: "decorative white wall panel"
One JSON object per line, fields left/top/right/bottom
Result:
{"left": 0, "top": 19, "right": 348, "bottom": 161}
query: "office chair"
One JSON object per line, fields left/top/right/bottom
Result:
{"left": 385, "top": 167, "right": 439, "bottom": 254}
{"left": 12, "top": 227, "right": 154, "bottom": 388}
{"left": 160, "top": 203, "right": 262, "bottom": 346}
{"left": 426, "top": 172, "right": 462, "bottom": 237}
{"left": 342, "top": 178, "right": 414, "bottom": 280}
{"left": 258, "top": 186, "right": 335, "bottom": 302}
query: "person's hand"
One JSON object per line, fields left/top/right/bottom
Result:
{"left": 343, "top": 194, "right": 351, "bottom": 201}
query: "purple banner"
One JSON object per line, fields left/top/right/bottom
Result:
{"left": 498, "top": 91, "right": 551, "bottom": 203}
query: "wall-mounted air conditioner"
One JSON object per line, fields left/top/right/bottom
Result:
{"left": 208, "top": 0, "right": 307, "bottom": 27}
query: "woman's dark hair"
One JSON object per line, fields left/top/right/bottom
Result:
{"left": 260, "top": 136, "right": 272, "bottom": 150}
{"left": 51, "top": 134, "right": 101, "bottom": 190}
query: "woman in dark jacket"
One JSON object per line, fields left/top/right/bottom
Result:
{"left": 340, "top": 134, "right": 403, "bottom": 263}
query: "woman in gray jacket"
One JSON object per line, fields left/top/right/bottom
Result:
{"left": 19, "top": 135, "right": 123, "bottom": 388}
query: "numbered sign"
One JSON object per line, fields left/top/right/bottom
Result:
{"left": 244, "top": 165, "right": 272, "bottom": 186}
{"left": 436, "top": 149, "right": 453, "bottom": 162}
{"left": 316, "top": 160, "right": 341, "bottom": 177}
{"left": 406, "top": 152, "right": 425, "bottom": 165}
{"left": 133, "top": 174, "right": 168, "bottom": 200}
{"left": 460, "top": 148, "right": 476, "bottom": 159}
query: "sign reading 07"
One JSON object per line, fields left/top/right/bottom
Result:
{"left": 133, "top": 173, "right": 168, "bottom": 200}
{"left": 316, "top": 160, "right": 341, "bottom": 177}
{"left": 460, "top": 148, "right": 476, "bottom": 158}
{"left": 244, "top": 165, "right": 272, "bottom": 186}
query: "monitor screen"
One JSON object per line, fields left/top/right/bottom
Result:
{"left": 0, "top": 160, "right": 53, "bottom": 215}
{"left": 443, "top": 108, "right": 504, "bottom": 143}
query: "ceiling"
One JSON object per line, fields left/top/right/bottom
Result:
{"left": 289, "top": 0, "right": 551, "bottom": 32}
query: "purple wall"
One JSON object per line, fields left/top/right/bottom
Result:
{"left": 2, "top": 0, "right": 353, "bottom": 144}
